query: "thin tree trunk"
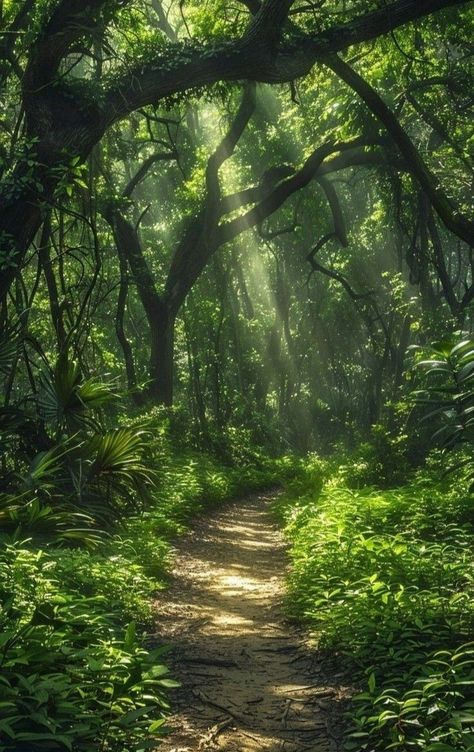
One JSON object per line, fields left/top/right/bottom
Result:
{"left": 115, "top": 245, "right": 138, "bottom": 395}
{"left": 104, "top": 207, "right": 174, "bottom": 404}
{"left": 38, "top": 213, "right": 67, "bottom": 351}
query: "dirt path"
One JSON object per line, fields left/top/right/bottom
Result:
{"left": 153, "top": 491, "right": 348, "bottom": 752}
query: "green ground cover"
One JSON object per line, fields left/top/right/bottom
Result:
{"left": 277, "top": 457, "right": 474, "bottom": 752}
{"left": 0, "top": 418, "right": 291, "bottom": 751}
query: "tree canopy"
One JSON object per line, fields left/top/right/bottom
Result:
{"left": 1, "top": 0, "right": 473, "bottom": 421}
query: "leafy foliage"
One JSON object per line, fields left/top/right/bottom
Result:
{"left": 0, "top": 352, "right": 157, "bottom": 537}
{"left": 412, "top": 338, "right": 474, "bottom": 484}
{"left": 38, "top": 353, "right": 116, "bottom": 435}
{"left": 0, "top": 404, "right": 291, "bottom": 750}
{"left": 277, "top": 458, "right": 474, "bottom": 751}
{"left": 0, "top": 1, "right": 473, "bottom": 748}
{"left": 0, "top": 543, "right": 173, "bottom": 751}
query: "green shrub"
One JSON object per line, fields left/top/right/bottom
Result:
{"left": 352, "top": 643, "right": 474, "bottom": 752}
{"left": 412, "top": 337, "right": 474, "bottom": 488}
{"left": 0, "top": 411, "right": 295, "bottom": 751}
{"left": 339, "top": 424, "right": 412, "bottom": 489}
{"left": 51, "top": 549, "right": 163, "bottom": 624}
{"left": 278, "top": 463, "right": 474, "bottom": 751}
{"left": 0, "top": 543, "right": 175, "bottom": 751}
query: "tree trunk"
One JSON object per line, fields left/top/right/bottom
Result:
{"left": 149, "top": 306, "right": 175, "bottom": 406}
{"left": 37, "top": 212, "right": 67, "bottom": 351}
{"left": 115, "top": 246, "right": 138, "bottom": 395}
{"left": 104, "top": 207, "right": 176, "bottom": 405}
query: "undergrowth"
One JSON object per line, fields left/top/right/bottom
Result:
{"left": 0, "top": 411, "right": 293, "bottom": 751}
{"left": 277, "top": 455, "right": 474, "bottom": 752}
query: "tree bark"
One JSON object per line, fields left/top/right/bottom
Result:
{"left": 37, "top": 211, "right": 67, "bottom": 350}
{"left": 104, "top": 207, "right": 175, "bottom": 404}
{"left": 115, "top": 243, "right": 138, "bottom": 395}
{"left": 149, "top": 305, "right": 175, "bottom": 406}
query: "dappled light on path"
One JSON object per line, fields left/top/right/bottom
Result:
{"left": 153, "top": 493, "right": 349, "bottom": 751}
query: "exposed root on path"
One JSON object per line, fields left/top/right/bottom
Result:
{"left": 153, "top": 492, "right": 350, "bottom": 751}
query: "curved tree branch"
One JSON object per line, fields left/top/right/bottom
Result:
{"left": 317, "top": 176, "right": 348, "bottom": 247}
{"left": 165, "top": 83, "right": 257, "bottom": 313}
{"left": 122, "top": 151, "right": 177, "bottom": 199}
{"left": 102, "top": 0, "right": 466, "bottom": 125}
{"left": 325, "top": 53, "right": 474, "bottom": 248}
{"left": 216, "top": 141, "right": 352, "bottom": 246}
{"left": 0, "top": 0, "right": 468, "bottom": 306}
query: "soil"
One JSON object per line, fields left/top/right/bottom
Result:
{"left": 152, "top": 490, "right": 350, "bottom": 752}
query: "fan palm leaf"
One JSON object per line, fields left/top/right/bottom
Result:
{"left": 39, "top": 352, "right": 116, "bottom": 435}
{"left": 83, "top": 428, "right": 155, "bottom": 505}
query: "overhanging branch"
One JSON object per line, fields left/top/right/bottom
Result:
{"left": 325, "top": 54, "right": 474, "bottom": 248}
{"left": 102, "top": 0, "right": 467, "bottom": 125}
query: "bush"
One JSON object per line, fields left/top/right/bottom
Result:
{"left": 412, "top": 337, "right": 474, "bottom": 488}
{"left": 0, "top": 543, "right": 175, "bottom": 751}
{"left": 339, "top": 424, "right": 412, "bottom": 489}
{"left": 277, "top": 461, "right": 474, "bottom": 751}
{"left": 0, "top": 408, "right": 294, "bottom": 751}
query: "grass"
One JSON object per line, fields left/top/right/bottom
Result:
{"left": 276, "top": 456, "right": 474, "bottom": 751}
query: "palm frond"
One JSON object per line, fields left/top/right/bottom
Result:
{"left": 39, "top": 352, "right": 116, "bottom": 435}
{"left": 84, "top": 428, "right": 155, "bottom": 507}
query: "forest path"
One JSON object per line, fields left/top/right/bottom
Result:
{"left": 153, "top": 491, "right": 347, "bottom": 752}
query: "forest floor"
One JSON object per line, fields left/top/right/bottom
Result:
{"left": 152, "top": 491, "right": 350, "bottom": 752}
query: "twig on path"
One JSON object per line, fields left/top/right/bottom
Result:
{"left": 192, "top": 688, "right": 247, "bottom": 724}
{"left": 240, "top": 730, "right": 264, "bottom": 743}
{"left": 181, "top": 656, "right": 238, "bottom": 668}
{"left": 281, "top": 698, "right": 292, "bottom": 728}
{"left": 256, "top": 642, "right": 300, "bottom": 649}
{"left": 281, "top": 685, "right": 335, "bottom": 695}
{"left": 198, "top": 717, "right": 233, "bottom": 749}
{"left": 289, "top": 653, "right": 310, "bottom": 665}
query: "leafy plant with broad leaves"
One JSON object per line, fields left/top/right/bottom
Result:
{"left": 412, "top": 338, "right": 474, "bottom": 446}
{"left": 0, "top": 347, "right": 155, "bottom": 539}
{"left": 38, "top": 351, "right": 116, "bottom": 436}
{"left": 277, "top": 459, "right": 474, "bottom": 751}
{"left": 411, "top": 338, "right": 474, "bottom": 483}
{"left": 71, "top": 428, "right": 155, "bottom": 518}
{"left": 0, "top": 543, "right": 176, "bottom": 751}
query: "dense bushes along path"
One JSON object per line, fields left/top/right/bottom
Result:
{"left": 153, "top": 491, "right": 349, "bottom": 752}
